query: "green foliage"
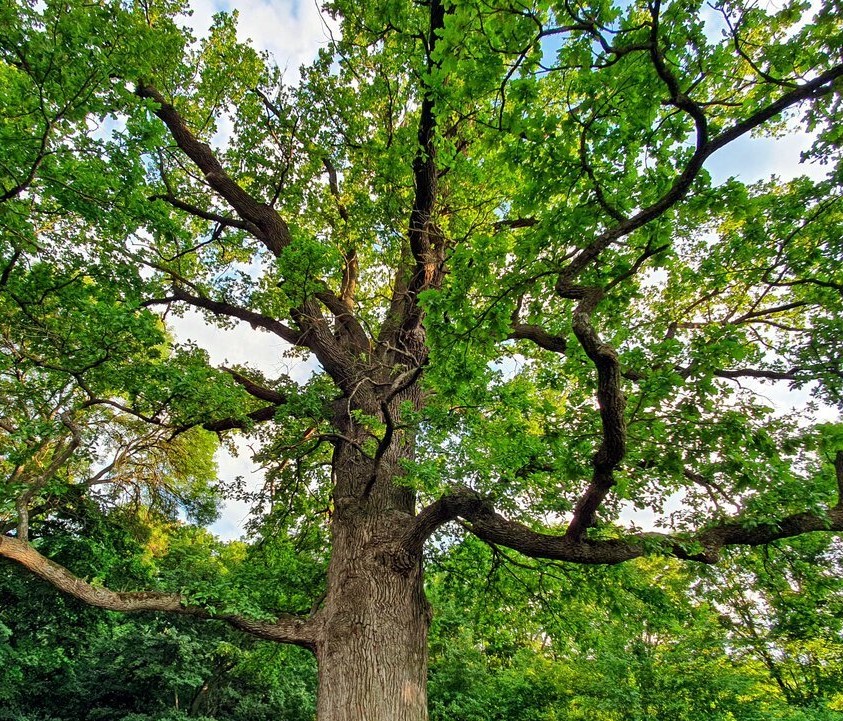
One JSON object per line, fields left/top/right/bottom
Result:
{"left": 427, "top": 536, "right": 843, "bottom": 721}
{"left": 1, "top": 0, "right": 842, "bottom": 716}
{"left": 0, "top": 521, "right": 317, "bottom": 721}
{"left": 3, "top": 0, "right": 840, "bottom": 537}
{"left": 4, "top": 530, "right": 841, "bottom": 720}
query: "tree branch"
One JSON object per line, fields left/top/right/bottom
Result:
{"left": 708, "top": 63, "right": 843, "bottom": 155}
{"left": 508, "top": 323, "right": 568, "bottom": 353}
{"left": 402, "top": 486, "right": 843, "bottom": 565}
{"left": 494, "top": 217, "right": 538, "bottom": 231}
{"left": 560, "top": 61, "right": 843, "bottom": 282}
{"left": 321, "top": 157, "right": 359, "bottom": 310}
{"left": 136, "top": 83, "right": 292, "bottom": 257}
{"left": 381, "top": 0, "right": 449, "bottom": 359}
{"left": 0, "top": 120, "right": 54, "bottom": 203}
{"left": 711, "top": 367, "right": 805, "bottom": 381}
{"left": 557, "top": 284, "right": 626, "bottom": 540}
{"left": 314, "top": 289, "right": 371, "bottom": 355}
{"left": 158, "top": 286, "right": 304, "bottom": 347}
{"left": 149, "top": 193, "right": 261, "bottom": 235}
{"left": 201, "top": 404, "right": 279, "bottom": 434}
{"left": 623, "top": 363, "right": 818, "bottom": 384}
{"left": 146, "top": 287, "right": 357, "bottom": 394}
{"left": 322, "top": 157, "right": 350, "bottom": 223}
{"left": 222, "top": 367, "right": 287, "bottom": 405}
{"left": 0, "top": 535, "right": 315, "bottom": 649}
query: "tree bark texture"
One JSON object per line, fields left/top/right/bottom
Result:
{"left": 315, "top": 414, "right": 430, "bottom": 721}
{"left": 315, "top": 511, "right": 430, "bottom": 721}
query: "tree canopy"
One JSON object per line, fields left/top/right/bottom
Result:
{"left": 1, "top": 0, "right": 842, "bottom": 718}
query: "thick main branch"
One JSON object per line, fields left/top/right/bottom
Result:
{"left": 136, "top": 83, "right": 292, "bottom": 257}
{"left": 557, "top": 284, "right": 627, "bottom": 540}
{"left": 380, "top": 0, "right": 448, "bottom": 359}
{"left": 405, "top": 486, "right": 843, "bottom": 565}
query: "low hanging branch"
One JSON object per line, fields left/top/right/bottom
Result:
{"left": 0, "top": 535, "right": 317, "bottom": 649}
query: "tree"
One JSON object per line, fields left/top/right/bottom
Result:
{"left": 701, "top": 537, "right": 843, "bottom": 713}
{"left": 425, "top": 537, "right": 821, "bottom": 721}
{"left": 1, "top": 0, "right": 842, "bottom": 718}
{"left": 0, "top": 518, "right": 318, "bottom": 721}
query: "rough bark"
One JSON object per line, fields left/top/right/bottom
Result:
{"left": 312, "top": 397, "right": 430, "bottom": 721}
{"left": 315, "top": 510, "right": 429, "bottom": 721}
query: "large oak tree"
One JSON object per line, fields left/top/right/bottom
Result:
{"left": 1, "top": 0, "right": 842, "bottom": 718}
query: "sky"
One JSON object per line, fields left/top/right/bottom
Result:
{"left": 170, "top": 0, "right": 834, "bottom": 539}
{"left": 188, "top": 0, "right": 333, "bottom": 74}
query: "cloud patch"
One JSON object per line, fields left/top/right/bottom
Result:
{"left": 188, "top": 0, "right": 333, "bottom": 77}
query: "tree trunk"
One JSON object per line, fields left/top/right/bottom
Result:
{"left": 315, "top": 511, "right": 430, "bottom": 721}
{"left": 315, "top": 405, "right": 430, "bottom": 721}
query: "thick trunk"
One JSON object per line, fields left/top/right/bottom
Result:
{"left": 315, "top": 510, "right": 430, "bottom": 721}
{"left": 315, "top": 400, "right": 430, "bottom": 721}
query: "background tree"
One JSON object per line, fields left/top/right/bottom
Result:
{"left": 0, "top": 517, "right": 318, "bottom": 721}
{"left": 428, "top": 536, "right": 843, "bottom": 721}
{"left": 1, "top": 0, "right": 842, "bottom": 719}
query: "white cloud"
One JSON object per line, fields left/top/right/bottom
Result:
{"left": 169, "top": 308, "right": 317, "bottom": 382}
{"left": 188, "top": 0, "right": 334, "bottom": 77}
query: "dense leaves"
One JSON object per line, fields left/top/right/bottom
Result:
{"left": 1, "top": 0, "right": 842, "bottom": 717}
{"left": 3, "top": 532, "right": 841, "bottom": 719}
